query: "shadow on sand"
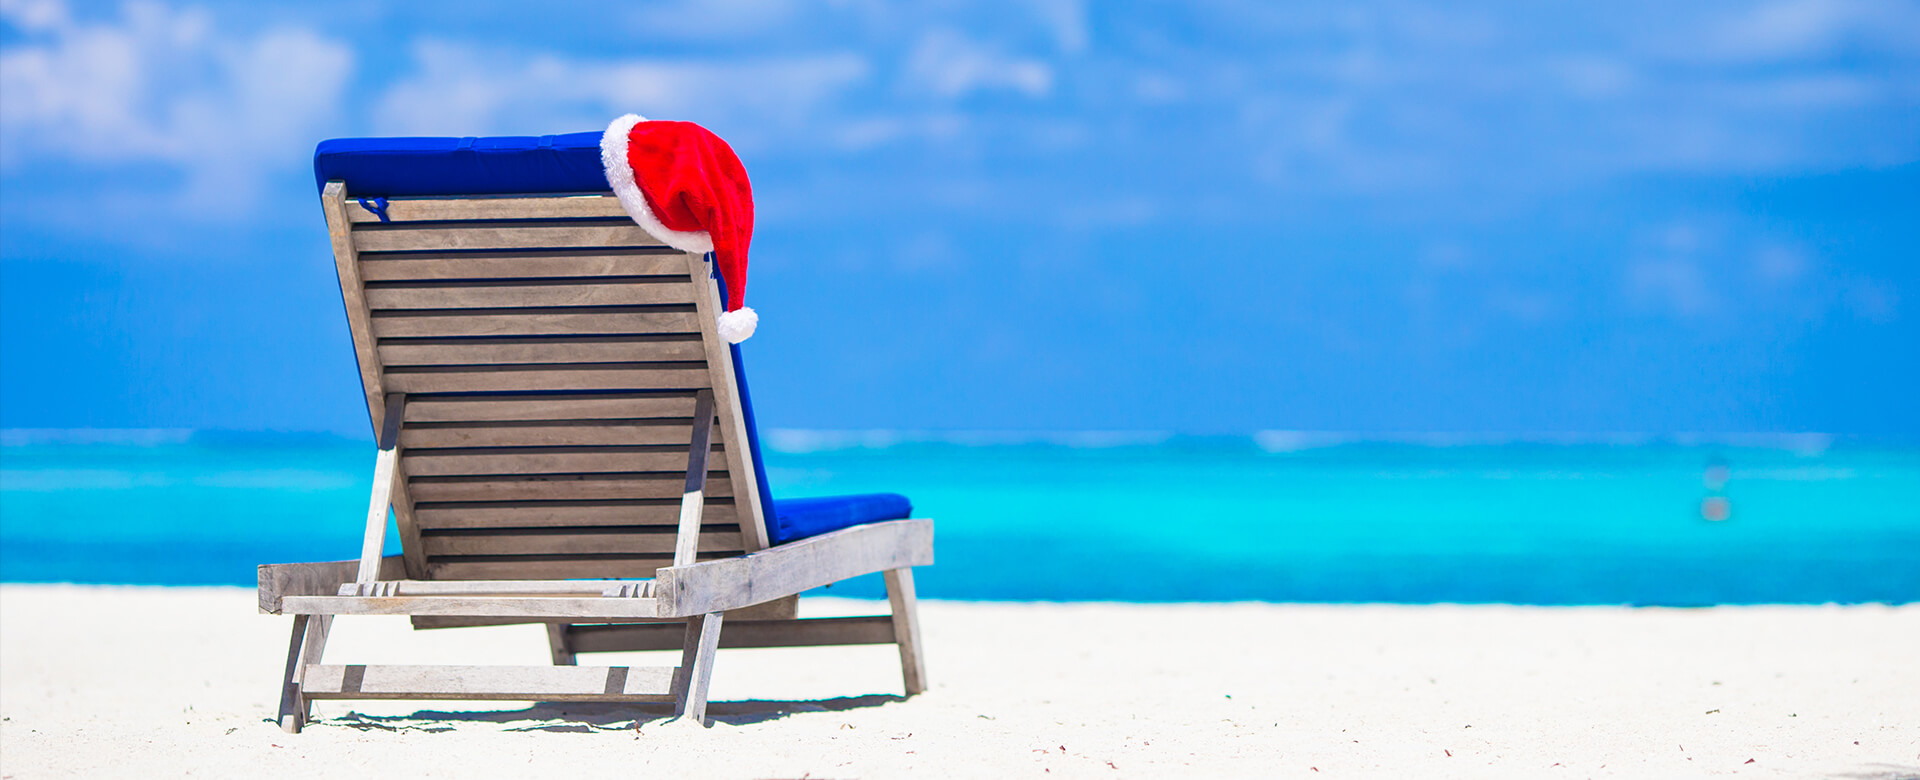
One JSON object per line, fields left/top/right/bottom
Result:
{"left": 1830, "top": 765, "right": 1920, "bottom": 780}
{"left": 314, "top": 694, "right": 907, "bottom": 733}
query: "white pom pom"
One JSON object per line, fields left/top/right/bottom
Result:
{"left": 717, "top": 307, "right": 758, "bottom": 343}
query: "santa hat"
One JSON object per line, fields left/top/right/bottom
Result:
{"left": 601, "top": 114, "right": 758, "bottom": 343}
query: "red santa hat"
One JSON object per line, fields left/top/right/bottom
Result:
{"left": 600, "top": 114, "right": 758, "bottom": 343}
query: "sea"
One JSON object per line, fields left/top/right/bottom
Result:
{"left": 2, "top": 430, "right": 1915, "bottom": 606}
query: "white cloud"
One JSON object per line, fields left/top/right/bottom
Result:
{"left": 372, "top": 41, "right": 870, "bottom": 149}
{"left": 2, "top": 0, "right": 1914, "bottom": 230}
{"left": 1029, "top": 0, "right": 1088, "bottom": 54}
{"left": 623, "top": 0, "right": 807, "bottom": 40}
{"left": 1699, "top": 0, "right": 1920, "bottom": 62}
{"left": 902, "top": 29, "right": 1052, "bottom": 99}
{"left": 1133, "top": 72, "right": 1185, "bottom": 103}
{"left": 1627, "top": 259, "right": 1719, "bottom": 318}
{"left": 1552, "top": 57, "right": 1637, "bottom": 99}
{"left": 1163, "top": 1, "right": 1920, "bottom": 206}
{"left": 826, "top": 113, "right": 965, "bottom": 150}
{"left": 0, "top": 0, "right": 67, "bottom": 31}
{"left": 0, "top": 0, "right": 352, "bottom": 204}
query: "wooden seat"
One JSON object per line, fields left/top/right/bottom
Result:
{"left": 257, "top": 184, "right": 932, "bottom": 732}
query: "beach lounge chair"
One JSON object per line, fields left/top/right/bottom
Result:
{"left": 256, "top": 131, "right": 932, "bottom": 732}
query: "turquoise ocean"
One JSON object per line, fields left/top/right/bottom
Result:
{"left": 2, "top": 430, "right": 1915, "bottom": 605}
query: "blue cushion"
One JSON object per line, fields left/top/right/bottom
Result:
{"left": 768, "top": 493, "right": 915, "bottom": 546}
{"left": 314, "top": 133, "right": 608, "bottom": 196}
{"left": 314, "top": 133, "right": 918, "bottom": 546}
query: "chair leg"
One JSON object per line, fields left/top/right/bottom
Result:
{"left": 277, "top": 615, "right": 313, "bottom": 733}
{"left": 884, "top": 567, "right": 927, "bottom": 696}
{"left": 277, "top": 614, "right": 335, "bottom": 732}
{"left": 300, "top": 615, "right": 332, "bottom": 722}
{"left": 673, "top": 612, "right": 725, "bottom": 725}
{"left": 545, "top": 623, "right": 576, "bottom": 666}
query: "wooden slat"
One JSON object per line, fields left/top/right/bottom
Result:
{"left": 404, "top": 447, "right": 723, "bottom": 477}
{"left": 655, "top": 519, "right": 934, "bottom": 617}
{"left": 400, "top": 420, "right": 701, "bottom": 449}
{"left": 407, "top": 475, "right": 733, "bottom": 503}
{"left": 412, "top": 501, "right": 736, "bottom": 530}
{"left": 370, "top": 309, "right": 698, "bottom": 338}
{"left": 382, "top": 365, "right": 712, "bottom": 394}
{"left": 354, "top": 223, "right": 665, "bottom": 253}
{"left": 364, "top": 280, "right": 694, "bottom": 310}
{"left": 567, "top": 616, "right": 899, "bottom": 653}
{"left": 342, "top": 195, "right": 630, "bottom": 223}
{"left": 281, "top": 595, "right": 662, "bottom": 618}
{"left": 421, "top": 530, "right": 743, "bottom": 557}
{"left": 359, "top": 251, "right": 686, "bottom": 282}
{"left": 409, "top": 596, "right": 793, "bottom": 629}
{"left": 379, "top": 336, "right": 706, "bottom": 367}
{"left": 301, "top": 664, "right": 677, "bottom": 701}
{"left": 425, "top": 557, "right": 697, "bottom": 581}
{"left": 404, "top": 394, "right": 701, "bottom": 423}
{"left": 340, "top": 579, "right": 653, "bottom": 597}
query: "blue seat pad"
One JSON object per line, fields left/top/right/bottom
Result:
{"left": 767, "top": 494, "right": 914, "bottom": 546}
{"left": 314, "top": 133, "right": 608, "bottom": 196}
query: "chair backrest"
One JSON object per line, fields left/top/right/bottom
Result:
{"left": 320, "top": 182, "right": 771, "bottom": 581}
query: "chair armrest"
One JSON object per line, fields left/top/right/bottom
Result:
{"left": 258, "top": 556, "right": 406, "bottom": 614}
{"left": 652, "top": 519, "right": 932, "bottom": 618}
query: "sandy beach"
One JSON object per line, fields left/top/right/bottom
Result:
{"left": 0, "top": 585, "right": 1914, "bottom": 778}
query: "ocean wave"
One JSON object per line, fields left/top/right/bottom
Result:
{"left": 762, "top": 429, "right": 1175, "bottom": 453}
{"left": 1254, "top": 430, "right": 1838, "bottom": 454}
{"left": 1, "top": 429, "right": 196, "bottom": 447}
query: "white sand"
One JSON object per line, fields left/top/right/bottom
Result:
{"left": 0, "top": 586, "right": 1914, "bottom": 778}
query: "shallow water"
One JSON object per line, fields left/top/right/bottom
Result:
{"left": 2, "top": 432, "right": 1915, "bottom": 604}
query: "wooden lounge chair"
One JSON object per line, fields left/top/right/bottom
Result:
{"left": 257, "top": 133, "right": 932, "bottom": 732}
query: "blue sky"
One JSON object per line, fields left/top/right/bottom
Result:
{"left": 2, "top": 0, "right": 1915, "bottom": 437}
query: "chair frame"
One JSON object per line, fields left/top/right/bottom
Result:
{"left": 257, "top": 183, "right": 931, "bottom": 732}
